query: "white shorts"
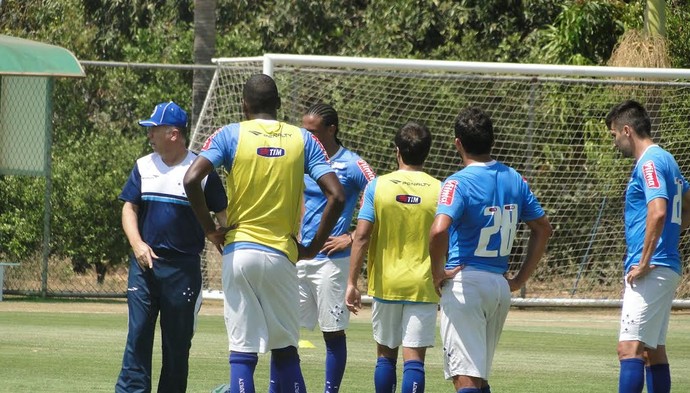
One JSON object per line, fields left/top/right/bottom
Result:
{"left": 372, "top": 300, "right": 437, "bottom": 349}
{"left": 298, "top": 256, "right": 350, "bottom": 332}
{"left": 440, "top": 269, "right": 511, "bottom": 380}
{"left": 222, "top": 249, "right": 300, "bottom": 353}
{"left": 619, "top": 266, "right": 680, "bottom": 349}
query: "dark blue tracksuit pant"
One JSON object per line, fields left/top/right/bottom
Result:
{"left": 115, "top": 253, "right": 202, "bottom": 393}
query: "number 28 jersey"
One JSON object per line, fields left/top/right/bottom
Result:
{"left": 436, "top": 160, "right": 545, "bottom": 273}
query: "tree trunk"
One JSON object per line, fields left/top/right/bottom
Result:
{"left": 192, "top": 0, "right": 217, "bottom": 137}
{"left": 645, "top": 0, "right": 666, "bottom": 37}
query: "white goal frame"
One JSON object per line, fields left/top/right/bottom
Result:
{"left": 198, "top": 54, "right": 690, "bottom": 308}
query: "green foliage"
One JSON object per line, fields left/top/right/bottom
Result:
{"left": 50, "top": 131, "right": 140, "bottom": 282}
{"left": 667, "top": 0, "right": 690, "bottom": 69}
{"left": 429, "top": 0, "right": 560, "bottom": 61}
{"left": 80, "top": 0, "right": 193, "bottom": 60}
{"left": 1, "top": 0, "right": 690, "bottom": 286}
{"left": 534, "top": 0, "right": 632, "bottom": 65}
{"left": 0, "top": 176, "right": 45, "bottom": 259}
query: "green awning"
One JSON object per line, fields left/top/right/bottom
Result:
{"left": 0, "top": 35, "right": 85, "bottom": 77}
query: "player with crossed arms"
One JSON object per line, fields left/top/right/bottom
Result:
{"left": 297, "top": 103, "right": 376, "bottom": 393}
{"left": 429, "top": 107, "right": 552, "bottom": 393}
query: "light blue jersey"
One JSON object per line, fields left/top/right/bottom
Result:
{"left": 436, "top": 160, "right": 545, "bottom": 273}
{"left": 300, "top": 146, "right": 375, "bottom": 259}
{"left": 624, "top": 145, "right": 689, "bottom": 275}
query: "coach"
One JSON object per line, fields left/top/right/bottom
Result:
{"left": 116, "top": 101, "right": 227, "bottom": 393}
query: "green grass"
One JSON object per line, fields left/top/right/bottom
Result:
{"left": 1, "top": 301, "right": 690, "bottom": 392}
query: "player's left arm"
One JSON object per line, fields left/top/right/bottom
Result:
{"left": 628, "top": 197, "right": 667, "bottom": 284}
{"left": 507, "top": 215, "right": 552, "bottom": 292}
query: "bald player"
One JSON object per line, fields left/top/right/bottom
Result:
{"left": 184, "top": 74, "right": 345, "bottom": 393}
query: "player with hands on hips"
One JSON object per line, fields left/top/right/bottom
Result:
{"left": 298, "top": 103, "right": 376, "bottom": 393}
{"left": 429, "top": 107, "right": 552, "bottom": 393}
{"left": 183, "top": 74, "right": 345, "bottom": 393}
{"left": 346, "top": 121, "right": 440, "bottom": 393}
{"left": 116, "top": 101, "right": 228, "bottom": 393}
{"left": 606, "top": 100, "right": 690, "bottom": 393}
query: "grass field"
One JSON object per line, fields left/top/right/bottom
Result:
{"left": 1, "top": 298, "right": 690, "bottom": 393}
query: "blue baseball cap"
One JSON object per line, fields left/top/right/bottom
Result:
{"left": 138, "top": 101, "right": 188, "bottom": 128}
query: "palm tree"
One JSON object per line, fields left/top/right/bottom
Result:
{"left": 192, "top": 0, "right": 216, "bottom": 133}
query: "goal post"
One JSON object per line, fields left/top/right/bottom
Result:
{"left": 194, "top": 54, "right": 690, "bottom": 308}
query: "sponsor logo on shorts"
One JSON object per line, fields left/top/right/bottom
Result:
{"left": 257, "top": 147, "right": 285, "bottom": 157}
{"left": 439, "top": 180, "right": 458, "bottom": 206}
{"left": 642, "top": 160, "right": 660, "bottom": 188}
{"left": 396, "top": 194, "right": 421, "bottom": 204}
{"left": 356, "top": 160, "right": 376, "bottom": 181}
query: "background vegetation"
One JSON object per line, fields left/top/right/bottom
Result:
{"left": 1, "top": 0, "right": 690, "bottom": 284}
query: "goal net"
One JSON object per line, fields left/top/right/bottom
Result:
{"left": 191, "top": 54, "right": 690, "bottom": 306}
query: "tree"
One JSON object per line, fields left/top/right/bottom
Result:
{"left": 192, "top": 0, "right": 216, "bottom": 130}
{"left": 535, "top": 0, "right": 633, "bottom": 65}
{"left": 2, "top": 0, "right": 690, "bottom": 287}
{"left": 50, "top": 132, "right": 140, "bottom": 284}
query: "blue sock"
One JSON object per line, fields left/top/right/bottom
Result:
{"left": 324, "top": 335, "right": 347, "bottom": 393}
{"left": 229, "top": 351, "right": 258, "bottom": 393}
{"left": 646, "top": 364, "right": 671, "bottom": 393}
{"left": 401, "top": 360, "right": 425, "bottom": 393}
{"left": 271, "top": 346, "right": 307, "bottom": 393}
{"left": 481, "top": 385, "right": 491, "bottom": 393}
{"left": 457, "top": 388, "right": 481, "bottom": 393}
{"left": 619, "top": 358, "right": 645, "bottom": 393}
{"left": 269, "top": 356, "right": 280, "bottom": 393}
{"left": 374, "top": 356, "right": 397, "bottom": 393}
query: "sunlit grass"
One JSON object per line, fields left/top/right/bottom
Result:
{"left": 1, "top": 301, "right": 689, "bottom": 392}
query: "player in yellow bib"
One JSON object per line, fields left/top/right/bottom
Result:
{"left": 184, "top": 74, "right": 345, "bottom": 393}
{"left": 346, "top": 121, "right": 440, "bottom": 393}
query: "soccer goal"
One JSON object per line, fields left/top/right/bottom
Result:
{"left": 191, "top": 54, "right": 690, "bottom": 308}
